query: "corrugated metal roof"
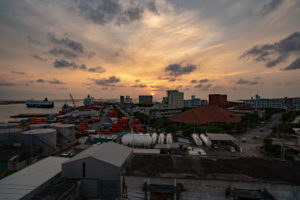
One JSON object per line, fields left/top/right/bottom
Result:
{"left": 64, "top": 142, "right": 132, "bottom": 167}
{"left": 0, "top": 156, "right": 68, "bottom": 200}
{"left": 206, "top": 133, "right": 236, "bottom": 141}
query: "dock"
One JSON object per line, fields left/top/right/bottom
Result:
{"left": 10, "top": 113, "right": 56, "bottom": 118}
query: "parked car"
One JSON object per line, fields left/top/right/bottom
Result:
{"left": 241, "top": 138, "right": 247, "bottom": 142}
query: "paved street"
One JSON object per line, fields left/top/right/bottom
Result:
{"left": 234, "top": 113, "right": 282, "bottom": 157}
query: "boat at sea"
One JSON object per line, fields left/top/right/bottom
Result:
{"left": 83, "top": 95, "right": 94, "bottom": 106}
{"left": 26, "top": 98, "right": 54, "bottom": 108}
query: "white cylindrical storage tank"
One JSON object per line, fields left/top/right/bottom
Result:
{"left": 200, "top": 134, "right": 212, "bottom": 146}
{"left": 53, "top": 124, "right": 75, "bottom": 144}
{"left": 22, "top": 129, "right": 57, "bottom": 155}
{"left": 158, "top": 133, "right": 165, "bottom": 144}
{"left": 122, "top": 133, "right": 152, "bottom": 147}
{"left": 166, "top": 133, "right": 173, "bottom": 144}
{"left": 151, "top": 133, "right": 157, "bottom": 145}
{"left": 192, "top": 133, "right": 202, "bottom": 146}
{"left": 28, "top": 124, "right": 50, "bottom": 130}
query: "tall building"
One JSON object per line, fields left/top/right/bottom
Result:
{"left": 167, "top": 90, "right": 184, "bottom": 108}
{"left": 120, "top": 96, "right": 124, "bottom": 104}
{"left": 139, "top": 95, "right": 153, "bottom": 106}
{"left": 209, "top": 94, "right": 227, "bottom": 105}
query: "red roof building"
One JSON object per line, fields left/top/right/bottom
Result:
{"left": 169, "top": 105, "right": 242, "bottom": 125}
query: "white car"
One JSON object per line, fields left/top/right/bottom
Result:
{"left": 241, "top": 138, "right": 247, "bottom": 142}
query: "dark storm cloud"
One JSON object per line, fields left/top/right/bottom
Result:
{"left": 165, "top": 63, "right": 197, "bottom": 77}
{"left": 32, "top": 54, "right": 47, "bottom": 61}
{"left": 88, "top": 66, "right": 106, "bottom": 73}
{"left": 261, "top": 0, "right": 283, "bottom": 15}
{"left": 241, "top": 32, "right": 300, "bottom": 68}
{"left": 132, "top": 84, "right": 147, "bottom": 88}
{"left": 11, "top": 71, "right": 26, "bottom": 75}
{"left": 49, "top": 33, "right": 84, "bottom": 53}
{"left": 0, "top": 81, "right": 15, "bottom": 86}
{"left": 91, "top": 76, "right": 121, "bottom": 86}
{"left": 201, "top": 84, "right": 212, "bottom": 91}
{"left": 75, "top": 0, "right": 158, "bottom": 25}
{"left": 48, "top": 78, "right": 65, "bottom": 85}
{"left": 194, "top": 84, "right": 202, "bottom": 88}
{"left": 236, "top": 79, "right": 258, "bottom": 85}
{"left": 27, "top": 36, "right": 44, "bottom": 46}
{"left": 284, "top": 58, "right": 300, "bottom": 71}
{"left": 54, "top": 59, "right": 78, "bottom": 69}
{"left": 49, "top": 47, "right": 77, "bottom": 58}
{"left": 266, "top": 54, "right": 288, "bottom": 68}
{"left": 53, "top": 59, "right": 106, "bottom": 73}
{"left": 199, "top": 79, "right": 209, "bottom": 83}
{"left": 191, "top": 80, "right": 197, "bottom": 83}
{"left": 36, "top": 79, "right": 45, "bottom": 83}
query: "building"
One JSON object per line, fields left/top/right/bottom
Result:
{"left": 0, "top": 156, "right": 70, "bottom": 200}
{"left": 184, "top": 95, "right": 208, "bottom": 108}
{"left": 145, "top": 103, "right": 183, "bottom": 118}
{"left": 0, "top": 145, "right": 42, "bottom": 175}
{"left": 139, "top": 95, "right": 153, "bottom": 106}
{"left": 120, "top": 96, "right": 124, "bottom": 104}
{"left": 169, "top": 104, "right": 242, "bottom": 125}
{"left": 121, "top": 155, "right": 300, "bottom": 200}
{"left": 167, "top": 90, "right": 184, "bottom": 108}
{"left": 243, "top": 94, "right": 300, "bottom": 110}
{"left": 209, "top": 94, "right": 227, "bottom": 105}
{"left": 62, "top": 142, "right": 132, "bottom": 200}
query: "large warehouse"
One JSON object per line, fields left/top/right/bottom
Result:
{"left": 62, "top": 142, "right": 132, "bottom": 199}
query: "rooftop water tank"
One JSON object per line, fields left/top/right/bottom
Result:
{"left": 22, "top": 129, "right": 56, "bottom": 155}
{"left": 53, "top": 124, "right": 75, "bottom": 145}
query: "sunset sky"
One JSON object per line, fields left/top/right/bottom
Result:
{"left": 0, "top": 0, "right": 299, "bottom": 101}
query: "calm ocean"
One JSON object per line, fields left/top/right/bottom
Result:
{"left": 0, "top": 100, "right": 82, "bottom": 123}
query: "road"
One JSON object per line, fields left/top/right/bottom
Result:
{"left": 234, "top": 113, "right": 282, "bottom": 157}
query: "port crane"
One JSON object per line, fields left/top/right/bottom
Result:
{"left": 69, "top": 94, "right": 77, "bottom": 109}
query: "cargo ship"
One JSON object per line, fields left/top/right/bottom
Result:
{"left": 26, "top": 98, "right": 54, "bottom": 108}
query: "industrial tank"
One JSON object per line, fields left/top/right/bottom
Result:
{"left": 158, "top": 133, "right": 165, "bottom": 144}
{"left": 122, "top": 133, "right": 152, "bottom": 147}
{"left": 0, "top": 123, "right": 22, "bottom": 145}
{"left": 53, "top": 124, "right": 75, "bottom": 144}
{"left": 192, "top": 133, "right": 202, "bottom": 146}
{"left": 28, "top": 124, "right": 50, "bottom": 130}
{"left": 166, "top": 133, "right": 173, "bottom": 144}
{"left": 22, "top": 129, "right": 57, "bottom": 155}
{"left": 151, "top": 133, "right": 157, "bottom": 144}
{"left": 200, "top": 134, "right": 212, "bottom": 146}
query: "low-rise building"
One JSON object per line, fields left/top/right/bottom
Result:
{"left": 184, "top": 95, "right": 208, "bottom": 108}
{"left": 62, "top": 142, "right": 132, "bottom": 199}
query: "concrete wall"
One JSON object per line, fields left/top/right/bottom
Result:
{"left": 124, "top": 176, "right": 300, "bottom": 200}
{"left": 62, "top": 157, "right": 121, "bottom": 199}
{"left": 62, "top": 157, "right": 120, "bottom": 180}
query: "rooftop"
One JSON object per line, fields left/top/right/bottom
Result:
{"left": 206, "top": 133, "right": 237, "bottom": 141}
{"left": 169, "top": 105, "right": 241, "bottom": 125}
{"left": 122, "top": 155, "right": 300, "bottom": 185}
{"left": 0, "top": 156, "right": 68, "bottom": 200}
{"left": 64, "top": 142, "right": 132, "bottom": 167}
